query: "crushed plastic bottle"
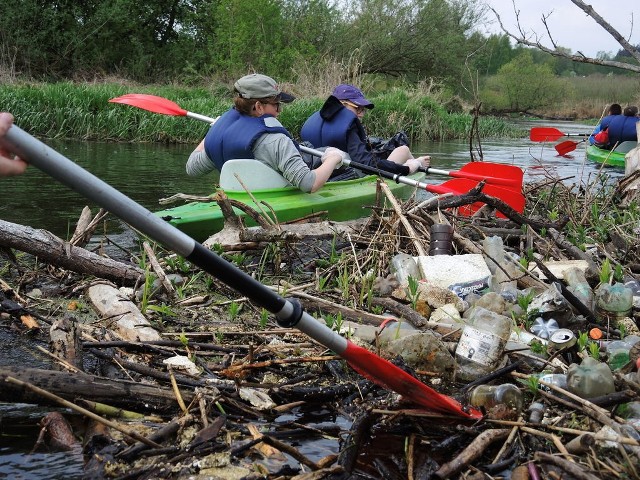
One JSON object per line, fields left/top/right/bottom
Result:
{"left": 594, "top": 282, "right": 633, "bottom": 324}
{"left": 563, "top": 267, "right": 594, "bottom": 310}
{"left": 567, "top": 356, "right": 616, "bottom": 399}
{"left": 455, "top": 306, "right": 512, "bottom": 382}
{"left": 482, "top": 236, "right": 520, "bottom": 299}
{"left": 390, "top": 253, "right": 420, "bottom": 287}
{"left": 469, "top": 384, "right": 523, "bottom": 412}
{"left": 530, "top": 317, "right": 559, "bottom": 340}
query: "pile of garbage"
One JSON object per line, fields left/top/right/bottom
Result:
{"left": 1, "top": 174, "right": 640, "bottom": 479}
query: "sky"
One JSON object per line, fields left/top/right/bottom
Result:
{"left": 481, "top": 0, "right": 639, "bottom": 57}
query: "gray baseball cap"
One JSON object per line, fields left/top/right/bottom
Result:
{"left": 234, "top": 74, "right": 295, "bottom": 103}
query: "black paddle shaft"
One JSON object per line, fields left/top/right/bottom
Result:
{"left": 3, "top": 125, "right": 302, "bottom": 325}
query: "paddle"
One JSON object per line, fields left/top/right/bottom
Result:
{"left": 420, "top": 162, "right": 523, "bottom": 189}
{"left": 109, "top": 94, "right": 524, "bottom": 190}
{"left": 529, "top": 127, "right": 590, "bottom": 142}
{"left": 555, "top": 139, "right": 587, "bottom": 156}
{"left": 299, "top": 145, "right": 526, "bottom": 215}
{"left": 2, "top": 124, "right": 481, "bottom": 419}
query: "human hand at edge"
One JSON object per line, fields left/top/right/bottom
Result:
{"left": 321, "top": 147, "right": 346, "bottom": 169}
{"left": 0, "top": 113, "right": 28, "bottom": 177}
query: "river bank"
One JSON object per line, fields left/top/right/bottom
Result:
{"left": 0, "top": 81, "right": 521, "bottom": 144}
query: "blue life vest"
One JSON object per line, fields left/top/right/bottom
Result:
{"left": 602, "top": 114, "right": 639, "bottom": 147}
{"left": 301, "top": 107, "right": 367, "bottom": 151}
{"left": 203, "top": 108, "right": 292, "bottom": 169}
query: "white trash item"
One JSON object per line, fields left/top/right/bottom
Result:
{"left": 416, "top": 254, "right": 491, "bottom": 299}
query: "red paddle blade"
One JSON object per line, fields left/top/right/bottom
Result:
{"left": 343, "top": 341, "right": 481, "bottom": 418}
{"left": 427, "top": 178, "right": 525, "bottom": 216}
{"left": 555, "top": 140, "right": 580, "bottom": 156}
{"left": 530, "top": 127, "right": 564, "bottom": 142}
{"left": 109, "top": 94, "right": 188, "bottom": 117}
{"left": 453, "top": 162, "right": 523, "bottom": 189}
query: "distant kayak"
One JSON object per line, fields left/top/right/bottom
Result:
{"left": 586, "top": 142, "right": 636, "bottom": 168}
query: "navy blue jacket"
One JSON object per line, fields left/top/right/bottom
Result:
{"left": 204, "top": 108, "right": 292, "bottom": 169}
{"left": 601, "top": 114, "right": 639, "bottom": 148}
{"left": 301, "top": 96, "right": 410, "bottom": 175}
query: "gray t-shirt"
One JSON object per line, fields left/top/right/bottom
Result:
{"left": 186, "top": 131, "right": 316, "bottom": 193}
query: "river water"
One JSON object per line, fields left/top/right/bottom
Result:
{"left": 0, "top": 119, "right": 628, "bottom": 477}
{"left": 0, "top": 119, "right": 626, "bottom": 240}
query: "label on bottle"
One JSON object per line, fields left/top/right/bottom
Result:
{"left": 457, "top": 326, "right": 505, "bottom": 367}
{"left": 448, "top": 277, "right": 490, "bottom": 300}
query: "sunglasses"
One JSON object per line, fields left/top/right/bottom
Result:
{"left": 342, "top": 101, "right": 365, "bottom": 114}
{"left": 260, "top": 100, "right": 282, "bottom": 112}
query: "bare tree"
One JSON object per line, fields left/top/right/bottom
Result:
{"left": 491, "top": 0, "right": 640, "bottom": 73}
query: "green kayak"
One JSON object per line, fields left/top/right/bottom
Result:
{"left": 155, "top": 160, "right": 423, "bottom": 242}
{"left": 586, "top": 142, "right": 635, "bottom": 168}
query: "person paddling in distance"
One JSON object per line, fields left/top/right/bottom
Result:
{"left": 599, "top": 105, "right": 640, "bottom": 150}
{"left": 0, "top": 113, "right": 28, "bottom": 177}
{"left": 300, "top": 84, "right": 431, "bottom": 176}
{"left": 186, "top": 74, "right": 345, "bottom": 193}
{"left": 589, "top": 103, "right": 621, "bottom": 146}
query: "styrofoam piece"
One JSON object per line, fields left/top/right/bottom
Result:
{"left": 416, "top": 254, "right": 491, "bottom": 296}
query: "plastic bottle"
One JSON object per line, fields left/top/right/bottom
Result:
{"left": 594, "top": 283, "right": 633, "bottom": 324}
{"left": 468, "top": 384, "right": 523, "bottom": 412}
{"left": 455, "top": 306, "right": 512, "bottom": 382}
{"left": 530, "top": 317, "right": 559, "bottom": 340}
{"left": 429, "top": 223, "right": 454, "bottom": 256}
{"left": 341, "top": 319, "right": 417, "bottom": 345}
{"left": 567, "top": 356, "right": 616, "bottom": 399}
{"left": 528, "top": 401, "right": 545, "bottom": 423}
{"left": 604, "top": 335, "right": 640, "bottom": 371}
{"left": 624, "top": 277, "right": 640, "bottom": 309}
{"left": 390, "top": 253, "right": 420, "bottom": 287}
{"left": 481, "top": 236, "right": 520, "bottom": 298}
{"left": 563, "top": 267, "right": 594, "bottom": 310}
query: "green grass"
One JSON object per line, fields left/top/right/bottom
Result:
{"left": 1, "top": 81, "right": 520, "bottom": 144}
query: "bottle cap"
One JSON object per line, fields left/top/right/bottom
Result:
{"left": 589, "top": 327, "right": 603, "bottom": 340}
{"left": 549, "top": 329, "right": 577, "bottom": 350}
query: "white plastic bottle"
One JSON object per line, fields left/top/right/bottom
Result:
{"left": 455, "top": 306, "right": 512, "bottom": 382}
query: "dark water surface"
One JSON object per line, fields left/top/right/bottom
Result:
{"left": 0, "top": 120, "right": 628, "bottom": 477}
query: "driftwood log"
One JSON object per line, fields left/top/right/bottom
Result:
{"left": 0, "top": 219, "right": 143, "bottom": 285}
{"left": 0, "top": 367, "right": 190, "bottom": 413}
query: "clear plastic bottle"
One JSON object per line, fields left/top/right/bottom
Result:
{"left": 567, "top": 356, "right": 616, "bottom": 398}
{"left": 482, "top": 236, "right": 519, "bottom": 298}
{"left": 469, "top": 384, "right": 523, "bottom": 412}
{"left": 537, "top": 373, "right": 571, "bottom": 400}
{"left": 390, "top": 253, "right": 420, "bottom": 287}
{"left": 530, "top": 317, "right": 559, "bottom": 340}
{"left": 594, "top": 283, "right": 633, "bottom": 324}
{"left": 455, "top": 306, "right": 512, "bottom": 382}
{"left": 563, "top": 267, "right": 594, "bottom": 310}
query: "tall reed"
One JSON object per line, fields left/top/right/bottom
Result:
{"left": 0, "top": 81, "right": 520, "bottom": 144}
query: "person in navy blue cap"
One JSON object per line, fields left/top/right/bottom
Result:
{"left": 301, "top": 84, "right": 430, "bottom": 176}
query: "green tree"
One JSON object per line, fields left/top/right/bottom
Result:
{"left": 330, "top": 0, "right": 482, "bottom": 85}
{"left": 492, "top": 51, "right": 572, "bottom": 111}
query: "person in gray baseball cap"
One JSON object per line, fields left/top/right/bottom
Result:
{"left": 187, "top": 73, "right": 344, "bottom": 193}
